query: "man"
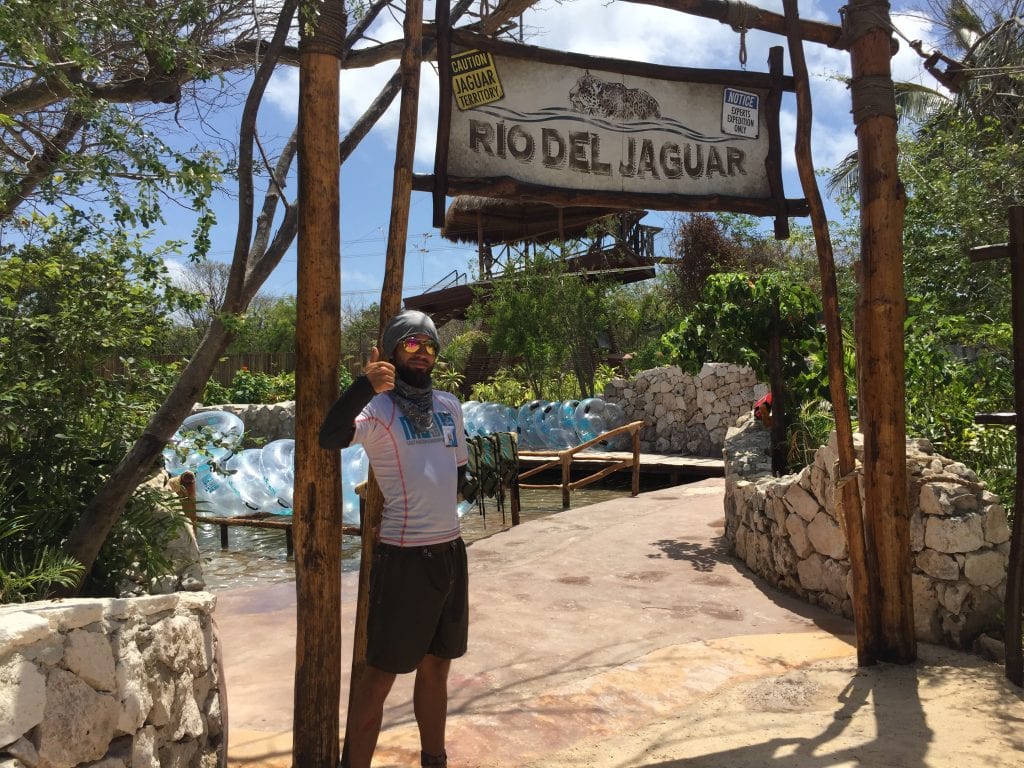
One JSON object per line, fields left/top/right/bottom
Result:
{"left": 320, "top": 309, "right": 469, "bottom": 768}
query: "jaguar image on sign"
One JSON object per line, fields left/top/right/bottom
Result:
{"left": 442, "top": 39, "right": 792, "bottom": 209}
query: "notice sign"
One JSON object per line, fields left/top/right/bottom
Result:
{"left": 721, "top": 88, "right": 760, "bottom": 139}
{"left": 452, "top": 49, "right": 504, "bottom": 111}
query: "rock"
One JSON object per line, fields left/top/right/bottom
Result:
{"left": 807, "top": 513, "right": 847, "bottom": 560}
{"left": 0, "top": 657, "right": 46, "bottom": 747}
{"left": 983, "top": 504, "right": 1010, "bottom": 545}
{"left": 924, "top": 514, "right": 985, "bottom": 553}
{"left": 964, "top": 550, "right": 1006, "bottom": 589}
{"left": 65, "top": 629, "right": 117, "bottom": 692}
{"left": 34, "top": 668, "right": 119, "bottom": 767}
{"left": 796, "top": 553, "right": 826, "bottom": 592}
{"left": 783, "top": 483, "right": 820, "bottom": 523}
{"left": 785, "top": 514, "right": 814, "bottom": 559}
{"left": 914, "top": 549, "right": 960, "bottom": 581}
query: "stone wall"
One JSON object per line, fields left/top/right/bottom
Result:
{"left": 0, "top": 593, "right": 223, "bottom": 768}
{"left": 723, "top": 415, "right": 1010, "bottom": 650}
{"left": 603, "top": 364, "right": 767, "bottom": 455}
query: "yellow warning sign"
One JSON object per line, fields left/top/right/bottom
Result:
{"left": 451, "top": 49, "right": 504, "bottom": 111}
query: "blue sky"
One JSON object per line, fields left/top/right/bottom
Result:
{"left": 157, "top": 0, "right": 948, "bottom": 309}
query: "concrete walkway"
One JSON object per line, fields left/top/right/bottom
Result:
{"left": 214, "top": 478, "right": 1024, "bottom": 767}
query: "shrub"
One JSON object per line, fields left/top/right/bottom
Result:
{"left": 0, "top": 217, "right": 189, "bottom": 600}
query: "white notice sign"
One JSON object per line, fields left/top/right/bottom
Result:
{"left": 721, "top": 88, "right": 760, "bottom": 139}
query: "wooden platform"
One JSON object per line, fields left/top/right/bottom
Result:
{"left": 518, "top": 450, "right": 725, "bottom": 486}
{"left": 185, "top": 445, "right": 723, "bottom": 551}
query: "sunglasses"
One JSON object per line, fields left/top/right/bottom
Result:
{"left": 400, "top": 336, "right": 438, "bottom": 356}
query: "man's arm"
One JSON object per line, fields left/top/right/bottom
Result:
{"left": 318, "top": 375, "right": 376, "bottom": 449}
{"left": 319, "top": 346, "right": 396, "bottom": 449}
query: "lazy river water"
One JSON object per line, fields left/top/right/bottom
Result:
{"left": 196, "top": 485, "right": 633, "bottom": 591}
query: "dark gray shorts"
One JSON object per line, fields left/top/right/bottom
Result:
{"left": 367, "top": 538, "right": 469, "bottom": 674}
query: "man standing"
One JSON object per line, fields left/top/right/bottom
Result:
{"left": 320, "top": 309, "right": 468, "bottom": 768}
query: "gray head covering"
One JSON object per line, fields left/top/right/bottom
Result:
{"left": 381, "top": 309, "right": 441, "bottom": 359}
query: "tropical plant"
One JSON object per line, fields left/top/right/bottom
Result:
{"left": 0, "top": 215, "right": 188, "bottom": 600}
{"left": 470, "top": 247, "right": 613, "bottom": 399}
{"left": 469, "top": 368, "right": 531, "bottom": 406}
{"left": 661, "top": 271, "right": 826, "bottom": 472}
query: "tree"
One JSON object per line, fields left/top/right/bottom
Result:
{"left": 0, "top": 1, "right": 292, "bottom": 240}
{"left": 0, "top": 214, "right": 186, "bottom": 600}
{"left": 471, "top": 248, "right": 613, "bottom": 399}
{"left": 661, "top": 271, "right": 826, "bottom": 473}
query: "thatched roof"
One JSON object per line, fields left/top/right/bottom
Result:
{"left": 440, "top": 196, "right": 641, "bottom": 245}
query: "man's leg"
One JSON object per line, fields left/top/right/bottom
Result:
{"left": 414, "top": 653, "right": 451, "bottom": 760}
{"left": 344, "top": 665, "right": 397, "bottom": 768}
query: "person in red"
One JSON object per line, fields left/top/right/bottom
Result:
{"left": 320, "top": 310, "right": 469, "bottom": 768}
{"left": 753, "top": 391, "right": 773, "bottom": 427}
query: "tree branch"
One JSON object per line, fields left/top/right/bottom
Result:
{"left": 0, "top": 112, "right": 85, "bottom": 221}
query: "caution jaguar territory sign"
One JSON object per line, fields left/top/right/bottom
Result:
{"left": 451, "top": 50, "right": 504, "bottom": 110}
{"left": 437, "top": 35, "right": 801, "bottom": 221}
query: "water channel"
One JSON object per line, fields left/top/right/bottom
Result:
{"left": 196, "top": 485, "right": 636, "bottom": 591}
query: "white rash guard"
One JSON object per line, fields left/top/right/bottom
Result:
{"left": 352, "top": 389, "right": 468, "bottom": 546}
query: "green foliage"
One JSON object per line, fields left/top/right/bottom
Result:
{"left": 0, "top": 215, "right": 188, "bottom": 601}
{"left": 901, "top": 114, "right": 1019, "bottom": 321}
{"left": 468, "top": 362, "right": 617, "bottom": 406}
{"left": 432, "top": 363, "right": 465, "bottom": 395}
{"left": 660, "top": 271, "right": 827, "bottom": 406}
{"left": 964, "top": 426, "right": 1016, "bottom": 523}
{"left": 787, "top": 399, "right": 847, "bottom": 470}
{"left": 0, "top": 512, "right": 83, "bottom": 602}
{"left": 202, "top": 368, "right": 300, "bottom": 405}
{"left": 470, "top": 249, "right": 612, "bottom": 398}
{"left": 605, "top": 281, "right": 679, "bottom": 373}
{"left": 904, "top": 298, "right": 1014, "bottom": 461}
{"left": 226, "top": 296, "right": 297, "bottom": 355}
{"left": 469, "top": 369, "right": 530, "bottom": 406}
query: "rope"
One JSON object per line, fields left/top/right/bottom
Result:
{"left": 300, "top": 0, "right": 347, "bottom": 58}
{"left": 722, "top": 0, "right": 757, "bottom": 68}
{"left": 839, "top": 0, "right": 895, "bottom": 47}
{"left": 850, "top": 74, "right": 898, "bottom": 124}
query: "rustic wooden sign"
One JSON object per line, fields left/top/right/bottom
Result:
{"left": 432, "top": 29, "right": 809, "bottom": 237}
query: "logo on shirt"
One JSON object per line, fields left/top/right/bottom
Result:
{"left": 398, "top": 410, "right": 459, "bottom": 445}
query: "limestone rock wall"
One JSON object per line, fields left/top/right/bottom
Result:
{"left": 603, "top": 364, "right": 768, "bottom": 455}
{"left": 723, "top": 415, "right": 1010, "bottom": 650}
{"left": 0, "top": 593, "right": 223, "bottom": 768}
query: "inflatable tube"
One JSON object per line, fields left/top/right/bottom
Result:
{"left": 224, "top": 449, "right": 287, "bottom": 514}
{"left": 163, "top": 410, "right": 244, "bottom": 475}
{"left": 341, "top": 444, "right": 369, "bottom": 526}
{"left": 193, "top": 463, "right": 250, "bottom": 517}
{"left": 260, "top": 439, "right": 295, "bottom": 511}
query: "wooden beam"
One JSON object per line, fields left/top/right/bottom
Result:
{"left": 293, "top": 2, "right": 345, "bottom": 766}
{"left": 969, "top": 243, "right": 1010, "bottom": 262}
{"left": 624, "top": 0, "right": 846, "bottom": 49}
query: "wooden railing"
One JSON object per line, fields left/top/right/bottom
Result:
{"left": 517, "top": 420, "right": 645, "bottom": 508}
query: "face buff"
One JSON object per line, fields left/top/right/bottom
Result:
{"left": 389, "top": 375, "right": 435, "bottom": 434}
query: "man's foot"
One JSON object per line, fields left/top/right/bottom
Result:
{"left": 421, "top": 750, "right": 447, "bottom": 767}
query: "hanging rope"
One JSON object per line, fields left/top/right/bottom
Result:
{"left": 722, "top": 0, "right": 757, "bottom": 67}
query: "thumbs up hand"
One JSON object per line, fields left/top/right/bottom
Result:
{"left": 364, "top": 346, "right": 396, "bottom": 393}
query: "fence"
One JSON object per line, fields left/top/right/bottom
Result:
{"left": 105, "top": 352, "right": 296, "bottom": 386}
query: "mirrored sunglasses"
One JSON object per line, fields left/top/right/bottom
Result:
{"left": 400, "top": 336, "right": 438, "bottom": 356}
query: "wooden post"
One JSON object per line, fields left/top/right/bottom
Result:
{"left": 971, "top": 208, "right": 1024, "bottom": 685}
{"left": 294, "top": 2, "right": 346, "bottom": 766}
{"left": 1005, "top": 206, "right": 1024, "bottom": 686}
{"left": 631, "top": 428, "right": 640, "bottom": 498}
{"left": 345, "top": 0, "right": 425, "bottom": 758}
{"left": 561, "top": 451, "right": 572, "bottom": 508}
{"left": 782, "top": 0, "right": 879, "bottom": 665}
{"left": 847, "top": 0, "right": 915, "bottom": 663}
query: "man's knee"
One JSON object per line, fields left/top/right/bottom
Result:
{"left": 416, "top": 654, "right": 451, "bottom": 681}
